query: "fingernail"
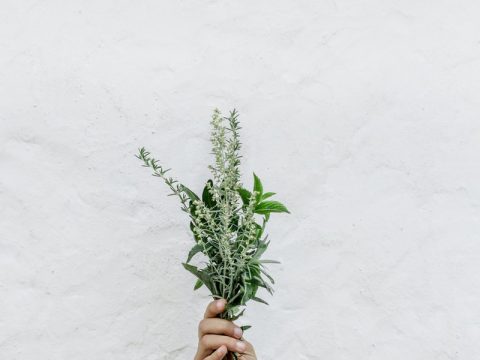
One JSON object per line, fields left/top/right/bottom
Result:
{"left": 218, "top": 346, "right": 227, "bottom": 355}
{"left": 233, "top": 327, "right": 243, "bottom": 338}
{"left": 236, "top": 341, "right": 246, "bottom": 352}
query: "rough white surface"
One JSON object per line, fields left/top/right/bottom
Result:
{"left": 1, "top": 1, "right": 480, "bottom": 359}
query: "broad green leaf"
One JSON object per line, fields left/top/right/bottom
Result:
{"left": 253, "top": 173, "right": 263, "bottom": 200}
{"left": 202, "top": 179, "right": 215, "bottom": 208}
{"left": 255, "top": 200, "right": 290, "bottom": 214}
{"left": 237, "top": 188, "right": 251, "bottom": 206}
{"left": 241, "top": 280, "right": 258, "bottom": 305}
{"left": 187, "top": 244, "right": 203, "bottom": 263}
{"left": 180, "top": 184, "right": 199, "bottom": 201}
{"left": 261, "top": 192, "right": 276, "bottom": 200}
{"left": 230, "top": 214, "right": 240, "bottom": 231}
{"left": 254, "top": 222, "right": 263, "bottom": 240}
{"left": 182, "top": 263, "right": 213, "bottom": 292}
{"left": 189, "top": 200, "right": 198, "bottom": 219}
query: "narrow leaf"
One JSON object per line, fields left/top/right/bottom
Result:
{"left": 252, "top": 296, "right": 269, "bottom": 305}
{"left": 259, "top": 259, "right": 281, "bottom": 264}
{"left": 260, "top": 267, "right": 275, "bottom": 284}
{"left": 193, "top": 279, "right": 203, "bottom": 290}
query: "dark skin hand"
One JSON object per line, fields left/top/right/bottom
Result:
{"left": 194, "top": 299, "right": 257, "bottom": 360}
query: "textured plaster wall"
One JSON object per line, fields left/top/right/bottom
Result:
{"left": 1, "top": 1, "right": 480, "bottom": 359}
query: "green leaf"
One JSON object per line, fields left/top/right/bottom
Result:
{"left": 189, "top": 221, "right": 200, "bottom": 243}
{"left": 260, "top": 267, "right": 275, "bottom": 284}
{"left": 202, "top": 180, "right": 215, "bottom": 208}
{"left": 186, "top": 244, "right": 203, "bottom": 263}
{"left": 254, "top": 222, "right": 263, "bottom": 240}
{"left": 253, "top": 173, "right": 263, "bottom": 200}
{"left": 193, "top": 279, "right": 203, "bottom": 290}
{"left": 241, "top": 325, "right": 252, "bottom": 332}
{"left": 252, "top": 296, "right": 269, "bottom": 305}
{"left": 261, "top": 192, "right": 276, "bottom": 200}
{"left": 240, "top": 280, "right": 259, "bottom": 305}
{"left": 252, "top": 239, "right": 270, "bottom": 259}
{"left": 237, "top": 188, "right": 252, "bottom": 206}
{"left": 255, "top": 200, "right": 290, "bottom": 214}
{"left": 189, "top": 200, "right": 198, "bottom": 219}
{"left": 182, "top": 263, "right": 213, "bottom": 292}
{"left": 259, "top": 259, "right": 281, "bottom": 264}
{"left": 180, "top": 184, "right": 199, "bottom": 201}
{"left": 258, "top": 280, "right": 274, "bottom": 295}
{"left": 230, "top": 308, "right": 245, "bottom": 321}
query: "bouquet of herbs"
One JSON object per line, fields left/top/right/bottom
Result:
{"left": 135, "top": 108, "right": 289, "bottom": 349}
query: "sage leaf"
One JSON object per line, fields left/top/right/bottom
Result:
{"left": 255, "top": 200, "right": 290, "bottom": 214}
{"left": 261, "top": 192, "right": 276, "bottom": 200}
{"left": 253, "top": 173, "right": 263, "bottom": 199}
{"left": 202, "top": 179, "right": 215, "bottom": 208}
{"left": 237, "top": 188, "right": 252, "bottom": 206}
{"left": 180, "top": 184, "right": 199, "bottom": 201}
{"left": 187, "top": 244, "right": 203, "bottom": 263}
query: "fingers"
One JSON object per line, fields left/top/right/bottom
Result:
{"left": 204, "top": 298, "right": 226, "bottom": 319}
{"left": 197, "top": 299, "right": 248, "bottom": 360}
{"left": 203, "top": 345, "right": 227, "bottom": 360}
{"left": 199, "top": 318, "right": 243, "bottom": 339}
{"left": 200, "top": 334, "right": 247, "bottom": 354}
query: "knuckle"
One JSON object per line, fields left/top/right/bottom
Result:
{"left": 216, "top": 319, "right": 234, "bottom": 334}
{"left": 227, "top": 336, "right": 238, "bottom": 348}
{"left": 199, "top": 335, "right": 210, "bottom": 348}
{"left": 198, "top": 319, "right": 207, "bottom": 333}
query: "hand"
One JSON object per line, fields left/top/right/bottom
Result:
{"left": 194, "top": 298, "right": 257, "bottom": 360}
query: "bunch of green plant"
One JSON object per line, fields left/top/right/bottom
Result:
{"left": 135, "top": 109, "right": 289, "bottom": 357}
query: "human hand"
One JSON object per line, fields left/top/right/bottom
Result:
{"left": 194, "top": 298, "right": 257, "bottom": 360}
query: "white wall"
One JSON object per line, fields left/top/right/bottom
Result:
{"left": 1, "top": 1, "right": 480, "bottom": 359}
